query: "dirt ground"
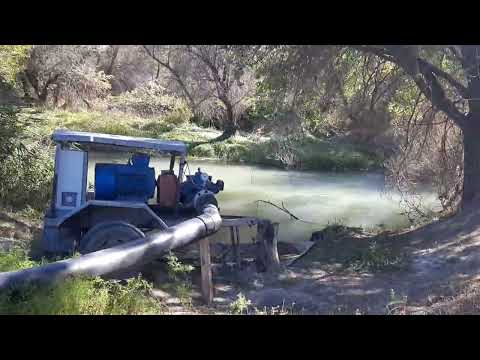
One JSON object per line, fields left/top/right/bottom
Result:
{"left": 3, "top": 204, "right": 480, "bottom": 315}
{"left": 150, "top": 202, "right": 480, "bottom": 315}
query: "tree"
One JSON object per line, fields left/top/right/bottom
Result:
{"left": 103, "top": 45, "right": 158, "bottom": 94}
{"left": 21, "top": 45, "right": 112, "bottom": 107}
{"left": 258, "top": 45, "right": 480, "bottom": 209}
{"left": 143, "top": 45, "right": 256, "bottom": 140}
{"left": 351, "top": 46, "right": 479, "bottom": 208}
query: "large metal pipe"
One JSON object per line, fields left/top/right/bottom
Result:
{"left": 0, "top": 205, "right": 222, "bottom": 291}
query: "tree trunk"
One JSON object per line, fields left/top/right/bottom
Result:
{"left": 207, "top": 99, "right": 238, "bottom": 143}
{"left": 462, "top": 116, "right": 480, "bottom": 205}
{"left": 461, "top": 46, "right": 480, "bottom": 207}
{"left": 38, "top": 86, "right": 49, "bottom": 103}
{"left": 105, "top": 45, "right": 120, "bottom": 76}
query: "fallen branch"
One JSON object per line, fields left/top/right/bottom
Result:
{"left": 285, "top": 241, "right": 316, "bottom": 267}
{"left": 254, "top": 200, "right": 319, "bottom": 224}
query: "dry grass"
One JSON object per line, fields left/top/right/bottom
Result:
{"left": 425, "top": 281, "right": 480, "bottom": 315}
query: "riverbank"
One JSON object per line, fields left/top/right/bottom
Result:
{"left": 20, "top": 107, "right": 384, "bottom": 172}
{"left": 1, "top": 203, "right": 479, "bottom": 314}
{"left": 0, "top": 106, "right": 384, "bottom": 215}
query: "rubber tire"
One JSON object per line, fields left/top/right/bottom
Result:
{"left": 79, "top": 221, "right": 146, "bottom": 254}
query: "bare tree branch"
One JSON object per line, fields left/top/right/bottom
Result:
{"left": 142, "top": 45, "right": 196, "bottom": 110}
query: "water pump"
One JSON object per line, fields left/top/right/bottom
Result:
{"left": 180, "top": 167, "right": 224, "bottom": 213}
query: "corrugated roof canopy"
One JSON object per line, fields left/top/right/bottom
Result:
{"left": 52, "top": 129, "right": 187, "bottom": 156}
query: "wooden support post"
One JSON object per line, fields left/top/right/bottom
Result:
{"left": 255, "top": 220, "right": 281, "bottom": 272}
{"left": 199, "top": 236, "right": 213, "bottom": 305}
{"left": 230, "top": 226, "right": 237, "bottom": 266}
{"left": 235, "top": 226, "right": 241, "bottom": 266}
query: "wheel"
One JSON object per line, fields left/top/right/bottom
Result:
{"left": 79, "top": 221, "right": 146, "bottom": 254}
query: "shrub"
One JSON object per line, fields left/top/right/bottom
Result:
{"left": 0, "top": 276, "right": 163, "bottom": 315}
{"left": 108, "top": 82, "right": 192, "bottom": 122}
{"left": 0, "top": 142, "right": 54, "bottom": 211}
{"left": 229, "top": 293, "right": 252, "bottom": 315}
{"left": 0, "top": 106, "right": 54, "bottom": 211}
{"left": 0, "top": 45, "right": 31, "bottom": 89}
{"left": 347, "top": 241, "right": 406, "bottom": 273}
{"left": 212, "top": 142, "right": 250, "bottom": 162}
{"left": 140, "top": 120, "right": 175, "bottom": 137}
{"left": 165, "top": 252, "right": 194, "bottom": 282}
{"left": 162, "top": 105, "right": 193, "bottom": 126}
{"left": 0, "top": 248, "right": 38, "bottom": 272}
{"left": 189, "top": 143, "right": 215, "bottom": 158}
{"left": 0, "top": 249, "right": 163, "bottom": 315}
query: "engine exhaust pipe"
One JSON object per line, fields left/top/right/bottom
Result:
{"left": 0, "top": 205, "right": 222, "bottom": 291}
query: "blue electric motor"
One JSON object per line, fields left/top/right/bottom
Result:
{"left": 180, "top": 167, "right": 224, "bottom": 213}
{"left": 95, "top": 153, "right": 156, "bottom": 202}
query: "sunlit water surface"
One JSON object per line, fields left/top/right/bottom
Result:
{"left": 88, "top": 153, "right": 441, "bottom": 243}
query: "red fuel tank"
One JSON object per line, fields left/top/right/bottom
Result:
{"left": 157, "top": 174, "right": 178, "bottom": 208}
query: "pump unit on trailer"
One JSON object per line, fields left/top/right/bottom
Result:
{"left": 42, "top": 130, "right": 224, "bottom": 255}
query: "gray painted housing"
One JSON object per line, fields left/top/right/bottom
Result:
{"left": 52, "top": 129, "right": 188, "bottom": 156}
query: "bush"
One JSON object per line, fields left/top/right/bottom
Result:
{"left": 162, "top": 105, "right": 193, "bottom": 126}
{"left": 107, "top": 82, "right": 192, "bottom": 122}
{"left": 0, "top": 106, "right": 54, "bottom": 211}
{"left": 189, "top": 143, "right": 215, "bottom": 158}
{"left": 139, "top": 120, "right": 175, "bottom": 137}
{"left": 0, "top": 248, "right": 38, "bottom": 272}
{"left": 0, "top": 45, "right": 31, "bottom": 89}
{"left": 0, "top": 142, "right": 54, "bottom": 211}
{"left": 0, "top": 249, "right": 163, "bottom": 315}
{"left": 229, "top": 293, "right": 252, "bottom": 315}
{"left": 347, "top": 241, "right": 406, "bottom": 273}
{"left": 211, "top": 141, "right": 250, "bottom": 162}
{"left": 0, "top": 276, "right": 163, "bottom": 315}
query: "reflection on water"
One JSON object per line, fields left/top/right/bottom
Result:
{"left": 88, "top": 152, "right": 440, "bottom": 243}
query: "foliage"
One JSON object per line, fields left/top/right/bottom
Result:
{"left": 228, "top": 292, "right": 293, "bottom": 315}
{"left": 0, "top": 106, "right": 26, "bottom": 162}
{"left": 386, "top": 87, "right": 463, "bottom": 215}
{"left": 163, "top": 252, "right": 194, "bottom": 308}
{"left": 0, "top": 45, "right": 31, "bottom": 88}
{"left": 165, "top": 252, "right": 194, "bottom": 282}
{"left": 3, "top": 44, "right": 469, "bottom": 214}
{"left": 346, "top": 240, "right": 406, "bottom": 273}
{"left": 107, "top": 81, "right": 192, "bottom": 121}
{"left": 386, "top": 288, "right": 408, "bottom": 315}
{"left": 0, "top": 142, "right": 54, "bottom": 211}
{"left": 23, "top": 45, "right": 113, "bottom": 106}
{"left": 189, "top": 143, "right": 215, "bottom": 158}
{"left": 0, "top": 248, "right": 38, "bottom": 272}
{"left": 0, "top": 275, "right": 163, "bottom": 315}
{"left": 229, "top": 293, "right": 252, "bottom": 314}
{"left": 143, "top": 45, "right": 257, "bottom": 134}
{"left": 0, "top": 106, "right": 54, "bottom": 211}
{"left": 0, "top": 249, "right": 163, "bottom": 315}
